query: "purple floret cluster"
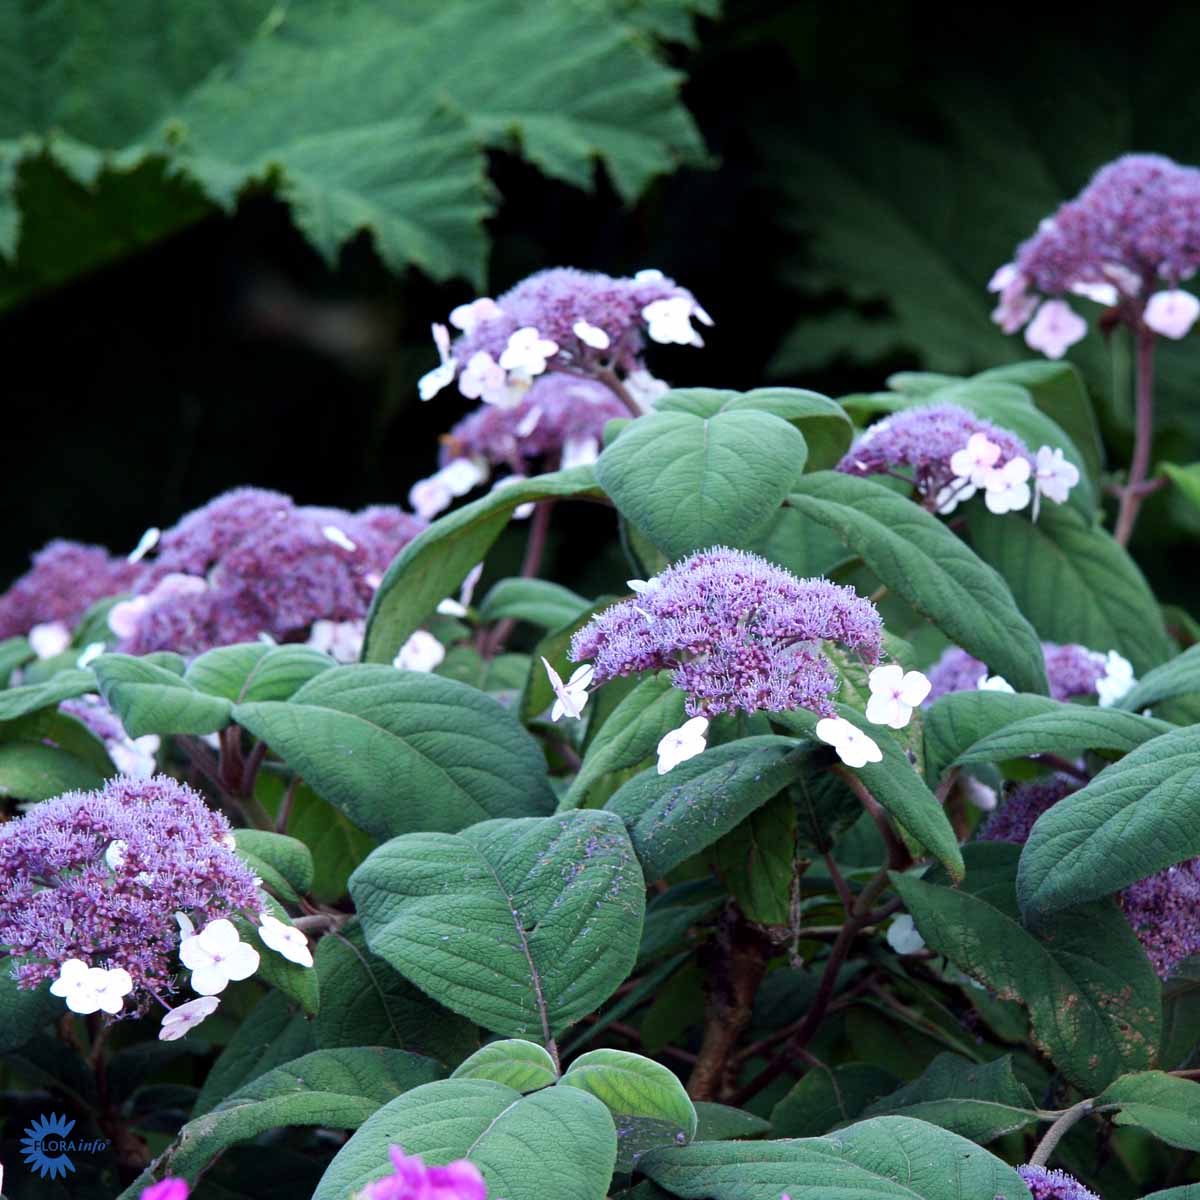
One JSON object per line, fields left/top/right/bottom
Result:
{"left": 0, "top": 539, "right": 139, "bottom": 640}
{"left": 1017, "top": 1164, "right": 1101, "bottom": 1200}
{"left": 0, "top": 775, "right": 261, "bottom": 1012}
{"left": 925, "top": 642, "right": 1107, "bottom": 703}
{"left": 976, "top": 775, "right": 1078, "bottom": 845}
{"left": 836, "top": 404, "right": 1030, "bottom": 510}
{"left": 569, "top": 546, "right": 883, "bottom": 719}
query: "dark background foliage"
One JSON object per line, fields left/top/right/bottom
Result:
{"left": 6, "top": 0, "right": 1198, "bottom": 595}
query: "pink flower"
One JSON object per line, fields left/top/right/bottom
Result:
{"left": 948, "top": 432, "right": 1002, "bottom": 487}
{"left": 458, "top": 351, "right": 508, "bottom": 405}
{"left": 1024, "top": 300, "right": 1088, "bottom": 359}
{"left": 814, "top": 717, "right": 882, "bottom": 768}
{"left": 498, "top": 327, "right": 560, "bottom": 376}
{"left": 1144, "top": 289, "right": 1200, "bottom": 339}
{"left": 159, "top": 996, "right": 219, "bottom": 1041}
{"left": 360, "top": 1146, "right": 487, "bottom": 1200}
{"left": 141, "top": 1180, "right": 189, "bottom": 1200}
{"left": 449, "top": 297, "right": 502, "bottom": 334}
{"left": 1032, "top": 446, "right": 1080, "bottom": 518}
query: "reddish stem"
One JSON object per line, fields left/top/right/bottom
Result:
{"left": 1114, "top": 327, "right": 1157, "bottom": 546}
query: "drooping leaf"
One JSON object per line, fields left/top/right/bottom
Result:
{"left": 477, "top": 579, "right": 591, "bottom": 631}
{"left": 953, "top": 706, "right": 1172, "bottom": 766}
{"left": 0, "top": 668, "right": 96, "bottom": 721}
{"left": 234, "top": 665, "right": 556, "bottom": 839}
{"left": 350, "top": 810, "right": 645, "bottom": 1038}
{"left": 786, "top": 472, "right": 1047, "bottom": 694}
{"left": 92, "top": 653, "right": 232, "bottom": 736}
{"left": 363, "top": 467, "right": 603, "bottom": 664}
{"left": 596, "top": 409, "right": 809, "bottom": 560}
{"left": 1097, "top": 1071, "right": 1200, "bottom": 1152}
{"left": 312, "top": 1078, "right": 618, "bottom": 1200}
{"left": 451, "top": 1040, "right": 559, "bottom": 1092}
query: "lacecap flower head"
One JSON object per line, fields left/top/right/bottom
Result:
{"left": 0, "top": 775, "right": 262, "bottom": 1014}
{"left": 924, "top": 642, "right": 1133, "bottom": 705}
{"left": 992, "top": 153, "right": 1200, "bottom": 356}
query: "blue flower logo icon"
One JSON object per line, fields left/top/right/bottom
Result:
{"left": 21, "top": 1112, "right": 78, "bottom": 1179}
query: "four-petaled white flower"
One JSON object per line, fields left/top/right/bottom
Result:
{"left": 1144, "top": 289, "right": 1200, "bottom": 339}
{"left": 437, "top": 562, "right": 484, "bottom": 618}
{"left": 949, "top": 433, "right": 1002, "bottom": 487}
{"left": 886, "top": 914, "right": 926, "bottom": 955}
{"left": 978, "top": 674, "right": 1015, "bottom": 693}
{"left": 642, "top": 297, "right": 703, "bottom": 346}
{"left": 963, "top": 777, "right": 998, "bottom": 812}
{"left": 499, "top": 327, "right": 559, "bottom": 376}
{"left": 258, "top": 915, "right": 314, "bottom": 967}
{"left": 127, "top": 525, "right": 161, "bottom": 564}
{"left": 814, "top": 716, "right": 883, "bottom": 768}
{"left": 321, "top": 524, "right": 357, "bottom": 552}
{"left": 541, "top": 658, "right": 593, "bottom": 721}
{"left": 449, "top": 297, "right": 503, "bottom": 333}
{"left": 440, "top": 458, "right": 486, "bottom": 497}
{"left": 159, "top": 996, "right": 220, "bottom": 1041}
{"left": 934, "top": 479, "right": 976, "bottom": 515}
{"left": 179, "top": 918, "right": 260, "bottom": 996}
{"left": 307, "top": 618, "right": 365, "bottom": 663}
{"left": 1032, "top": 445, "right": 1080, "bottom": 519}
{"left": 393, "top": 630, "right": 446, "bottom": 673}
{"left": 1096, "top": 650, "right": 1136, "bottom": 708}
{"left": 656, "top": 716, "right": 709, "bottom": 774}
{"left": 1024, "top": 299, "right": 1088, "bottom": 359}
{"left": 28, "top": 621, "right": 70, "bottom": 660}
{"left": 865, "top": 664, "right": 931, "bottom": 730}
{"left": 459, "top": 350, "right": 508, "bottom": 405}
{"left": 983, "top": 458, "right": 1032, "bottom": 515}
{"left": 561, "top": 435, "right": 600, "bottom": 469}
{"left": 573, "top": 319, "right": 611, "bottom": 350}
{"left": 50, "top": 959, "right": 134, "bottom": 1015}
{"left": 418, "top": 323, "right": 456, "bottom": 401}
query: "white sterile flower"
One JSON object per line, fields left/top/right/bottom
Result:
{"left": 105, "top": 840, "right": 128, "bottom": 870}
{"left": 963, "top": 776, "right": 999, "bottom": 812}
{"left": 573, "top": 319, "right": 611, "bottom": 350}
{"left": 627, "top": 576, "right": 661, "bottom": 596}
{"left": 656, "top": 716, "right": 709, "bottom": 774}
{"left": 449, "top": 296, "right": 502, "bottom": 333}
{"left": 561, "top": 435, "right": 600, "bottom": 469}
{"left": 159, "top": 996, "right": 220, "bottom": 1041}
{"left": 459, "top": 350, "right": 508, "bottom": 405}
{"left": 437, "top": 562, "right": 484, "bottom": 617}
{"left": 418, "top": 323, "right": 456, "bottom": 401}
{"left": 624, "top": 368, "right": 670, "bottom": 411}
{"left": 865, "top": 664, "right": 931, "bottom": 730}
{"left": 499, "top": 327, "right": 559, "bottom": 376}
{"left": 643, "top": 296, "right": 702, "bottom": 346}
{"left": 127, "top": 525, "right": 161, "bottom": 564}
{"left": 76, "top": 642, "right": 106, "bottom": 668}
{"left": 1070, "top": 279, "right": 1119, "bottom": 306}
{"left": 1096, "top": 650, "right": 1136, "bottom": 708}
{"left": 515, "top": 405, "right": 543, "bottom": 438}
{"left": 307, "top": 618, "right": 364, "bottom": 663}
{"left": 258, "top": 915, "right": 314, "bottom": 967}
{"left": 50, "top": 960, "right": 133, "bottom": 1015}
{"left": 441, "top": 457, "right": 487, "bottom": 497}
{"left": 542, "top": 658, "right": 593, "bottom": 721}
{"left": 885, "top": 914, "right": 926, "bottom": 955}
{"left": 987, "top": 263, "right": 1018, "bottom": 292}
{"left": 28, "top": 621, "right": 70, "bottom": 659}
{"left": 983, "top": 458, "right": 1032, "bottom": 515}
{"left": 934, "top": 479, "right": 976, "bottom": 515}
{"left": 635, "top": 268, "right": 665, "bottom": 283}
{"left": 179, "top": 918, "right": 260, "bottom": 996}
{"left": 814, "top": 716, "right": 883, "bottom": 768}
{"left": 321, "top": 524, "right": 357, "bottom": 552}
{"left": 1032, "top": 445, "right": 1080, "bottom": 520}
{"left": 1144, "top": 289, "right": 1200, "bottom": 339}
{"left": 393, "top": 630, "right": 446, "bottom": 673}
{"left": 978, "top": 675, "right": 1015, "bottom": 693}
{"left": 1024, "top": 299, "right": 1088, "bottom": 359}
{"left": 88, "top": 967, "right": 134, "bottom": 1015}
{"left": 948, "top": 433, "right": 1002, "bottom": 487}
{"left": 409, "top": 474, "right": 454, "bottom": 521}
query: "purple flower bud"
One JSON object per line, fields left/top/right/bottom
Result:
{"left": 1017, "top": 1164, "right": 1101, "bottom": 1200}
{"left": 570, "top": 546, "right": 882, "bottom": 719}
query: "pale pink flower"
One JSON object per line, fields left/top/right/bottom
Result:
{"left": 1024, "top": 299, "right": 1088, "bottom": 359}
{"left": 499, "top": 327, "right": 559, "bottom": 376}
{"left": 572, "top": 319, "right": 611, "bottom": 349}
{"left": 948, "top": 433, "right": 1002, "bottom": 487}
{"left": 258, "top": 916, "right": 313, "bottom": 967}
{"left": 1144, "top": 289, "right": 1200, "bottom": 339}
{"left": 449, "top": 297, "right": 503, "bottom": 334}
{"left": 393, "top": 630, "right": 446, "bottom": 673}
{"left": 28, "top": 621, "right": 71, "bottom": 659}
{"left": 1032, "top": 446, "right": 1080, "bottom": 519}
{"left": 159, "top": 996, "right": 219, "bottom": 1041}
{"left": 418, "top": 324, "right": 457, "bottom": 401}
{"left": 458, "top": 351, "right": 508, "bottom": 405}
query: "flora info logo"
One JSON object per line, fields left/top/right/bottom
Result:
{"left": 20, "top": 1112, "right": 109, "bottom": 1180}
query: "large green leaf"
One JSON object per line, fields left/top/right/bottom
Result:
{"left": 363, "top": 467, "right": 603, "bottom": 664}
{"left": 0, "top": 741, "right": 106, "bottom": 799}
{"left": 234, "top": 665, "right": 555, "bottom": 839}
{"left": 0, "top": 1, "right": 704, "bottom": 307}
{"left": 127, "top": 1048, "right": 440, "bottom": 1195}
{"left": 0, "top": 970, "right": 59, "bottom": 1053}
{"left": 559, "top": 1048, "right": 697, "bottom": 1171}
{"left": 350, "top": 810, "right": 645, "bottom": 1038}
{"left": 1017, "top": 724, "right": 1200, "bottom": 923}
{"left": 953, "top": 706, "right": 1172, "bottom": 766}
{"left": 638, "top": 1115, "right": 1030, "bottom": 1199}
{"left": 711, "top": 790, "right": 797, "bottom": 924}
{"left": 894, "top": 843, "right": 1160, "bottom": 1092}
{"left": 921, "top": 690, "right": 1060, "bottom": 781}
{"left": 786, "top": 472, "right": 1047, "bottom": 694}
{"left": 1098, "top": 1072, "right": 1200, "bottom": 1152}
{"left": 595, "top": 409, "right": 809, "bottom": 559}
{"left": 967, "top": 503, "right": 1172, "bottom": 674}
{"left": 313, "top": 1078, "right": 617, "bottom": 1200}
{"left": 0, "top": 668, "right": 95, "bottom": 721}
{"left": 477, "top": 579, "right": 591, "bottom": 631}
{"left": 92, "top": 653, "right": 232, "bottom": 736}
{"left": 604, "top": 736, "right": 805, "bottom": 880}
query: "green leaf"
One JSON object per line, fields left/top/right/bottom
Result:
{"left": 0, "top": 741, "right": 106, "bottom": 799}
{"left": 313, "top": 1078, "right": 617, "bottom": 1200}
{"left": 478, "top": 579, "right": 591, "bottom": 630}
{"left": 0, "top": 635, "right": 33, "bottom": 685}
{"left": 452, "top": 1039, "right": 559, "bottom": 1092}
{"left": 232, "top": 830, "right": 314, "bottom": 905}
{"left": 773, "top": 706, "right": 964, "bottom": 881}
{"left": 183, "top": 642, "right": 333, "bottom": 702}
{"left": 563, "top": 674, "right": 687, "bottom": 810}
{"left": 351, "top": 810, "right": 645, "bottom": 1038}
{"left": 1141, "top": 1188, "right": 1200, "bottom": 1200}
{"left": 922, "top": 690, "right": 1060, "bottom": 781}
{"left": 596, "top": 409, "right": 809, "bottom": 559}
{"left": 711, "top": 791, "right": 797, "bottom": 924}
{"left": 1017, "top": 724, "right": 1200, "bottom": 923}
{"left": 560, "top": 1048, "right": 697, "bottom": 1170}
{"left": 692, "top": 1103, "right": 772, "bottom": 1142}
{"left": 604, "top": 736, "right": 805, "bottom": 880}
{"left": 787, "top": 472, "right": 1047, "bottom": 694}
{"left": 1119, "top": 644, "right": 1200, "bottom": 712}
{"left": 315, "top": 922, "right": 479, "bottom": 1067}
{"left": 0, "top": 707, "right": 114, "bottom": 777}
{"left": 894, "top": 844, "right": 1160, "bottom": 1092}
{"left": 134, "top": 1048, "right": 440, "bottom": 1192}
{"left": 953, "top": 705, "right": 1172, "bottom": 766}
{"left": 364, "top": 467, "right": 602, "bottom": 664}
{"left": 0, "top": 668, "right": 95, "bottom": 721}
{"left": 770, "top": 1064, "right": 896, "bottom": 1138}
{"left": 92, "top": 653, "right": 232, "bottom": 736}
{"left": 638, "top": 1115, "right": 1030, "bottom": 1199}
{"left": 860, "top": 1053, "right": 1039, "bottom": 1143}
{"left": 1098, "top": 1071, "right": 1200, "bottom": 1152}
{"left": 967, "top": 502, "right": 1172, "bottom": 675}
{"left": 234, "top": 665, "right": 555, "bottom": 840}
{"left": 0, "top": 970, "right": 59, "bottom": 1053}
